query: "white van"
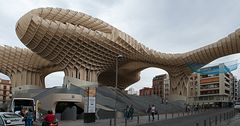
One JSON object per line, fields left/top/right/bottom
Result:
{"left": 9, "top": 98, "right": 35, "bottom": 116}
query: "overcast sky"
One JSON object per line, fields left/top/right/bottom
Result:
{"left": 1, "top": 0, "right": 240, "bottom": 91}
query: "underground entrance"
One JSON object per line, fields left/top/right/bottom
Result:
{"left": 55, "top": 102, "right": 84, "bottom": 120}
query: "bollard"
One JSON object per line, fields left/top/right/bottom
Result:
{"left": 165, "top": 113, "right": 167, "bottom": 119}
{"left": 196, "top": 122, "right": 199, "bottom": 126}
{"left": 178, "top": 112, "right": 180, "bottom": 117}
{"left": 204, "top": 120, "right": 206, "bottom": 126}
{"left": 224, "top": 113, "right": 225, "bottom": 120}
{"left": 220, "top": 114, "right": 221, "bottom": 123}
{"left": 209, "top": 117, "right": 212, "bottom": 126}
{"left": 110, "top": 118, "right": 112, "bottom": 126}
{"left": 137, "top": 116, "right": 139, "bottom": 124}
{"left": 172, "top": 113, "right": 174, "bottom": 118}
{"left": 158, "top": 113, "right": 159, "bottom": 120}
{"left": 125, "top": 118, "right": 127, "bottom": 126}
{"left": 215, "top": 116, "right": 217, "bottom": 125}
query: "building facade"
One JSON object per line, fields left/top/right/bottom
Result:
{"left": 231, "top": 76, "right": 238, "bottom": 101}
{"left": 187, "top": 73, "right": 198, "bottom": 103}
{"left": 163, "top": 75, "right": 170, "bottom": 100}
{"left": 0, "top": 79, "right": 12, "bottom": 104}
{"left": 139, "top": 87, "right": 153, "bottom": 96}
{"left": 238, "top": 80, "right": 240, "bottom": 101}
{"left": 139, "top": 74, "right": 170, "bottom": 100}
{"left": 126, "top": 88, "right": 138, "bottom": 95}
{"left": 152, "top": 74, "right": 166, "bottom": 98}
{"left": 188, "top": 63, "right": 233, "bottom": 107}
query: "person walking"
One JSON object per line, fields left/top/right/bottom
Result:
{"left": 151, "top": 104, "right": 156, "bottom": 121}
{"left": 124, "top": 105, "right": 129, "bottom": 120}
{"left": 146, "top": 105, "right": 151, "bottom": 122}
{"left": 129, "top": 105, "right": 134, "bottom": 120}
{"left": 25, "top": 108, "right": 33, "bottom": 126}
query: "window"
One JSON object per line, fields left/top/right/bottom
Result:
{"left": 200, "top": 83, "right": 219, "bottom": 89}
{"left": 200, "top": 90, "right": 219, "bottom": 95}
{"left": 225, "top": 90, "right": 230, "bottom": 94}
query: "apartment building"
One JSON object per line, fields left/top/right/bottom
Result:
{"left": 139, "top": 87, "right": 153, "bottom": 96}
{"left": 152, "top": 74, "right": 166, "bottom": 98}
{"left": 139, "top": 74, "right": 170, "bottom": 100}
{"left": 188, "top": 63, "right": 233, "bottom": 107}
{"left": 238, "top": 80, "right": 240, "bottom": 101}
{"left": 0, "top": 79, "right": 12, "bottom": 104}
{"left": 163, "top": 75, "right": 170, "bottom": 100}
{"left": 231, "top": 76, "right": 238, "bottom": 101}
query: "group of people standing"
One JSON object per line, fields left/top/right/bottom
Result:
{"left": 19, "top": 107, "right": 33, "bottom": 126}
{"left": 147, "top": 104, "right": 157, "bottom": 121}
{"left": 123, "top": 104, "right": 157, "bottom": 121}
{"left": 124, "top": 105, "right": 134, "bottom": 120}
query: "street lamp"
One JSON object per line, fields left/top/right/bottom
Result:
{"left": 114, "top": 54, "right": 123, "bottom": 126}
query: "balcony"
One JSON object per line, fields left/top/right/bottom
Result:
{"left": 200, "top": 77, "right": 219, "bottom": 84}
{"left": 200, "top": 89, "right": 219, "bottom": 95}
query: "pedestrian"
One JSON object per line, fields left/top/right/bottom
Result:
{"left": 42, "top": 110, "right": 56, "bottom": 126}
{"left": 19, "top": 107, "right": 26, "bottom": 117}
{"left": 187, "top": 105, "right": 190, "bottom": 112}
{"left": 124, "top": 105, "right": 129, "bottom": 120}
{"left": 151, "top": 104, "right": 156, "bottom": 121}
{"left": 128, "top": 105, "right": 134, "bottom": 120}
{"left": 25, "top": 108, "right": 33, "bottom": 126}
{"left": 146, "top": 105, "right": 151, "bottom": 121}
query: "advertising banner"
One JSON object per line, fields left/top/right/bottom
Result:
{"left": 84, "top": 87, "right": 96, "bottom": 113}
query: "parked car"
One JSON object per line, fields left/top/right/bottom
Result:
{"left": 0, "top": 112, "right": 24, "bottom": 126}
{"left": 234, "top": 101, "right": 240, "bottom": 112}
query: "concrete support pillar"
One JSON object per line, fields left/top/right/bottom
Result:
{"left": 168, "top": 73, "right": 190, "bottom": 101}
{"left": 80, "top": 67, "right": 86, "bottom": 81}
{"left": 90, "top": 70, "right": 97, "bottom": 82}
{"left": 11, "top": 70, "right": 45, "bottom": 92}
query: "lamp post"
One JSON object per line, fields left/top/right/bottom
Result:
{"left": 114, "top": 54, "right": 123, "bottom": 126}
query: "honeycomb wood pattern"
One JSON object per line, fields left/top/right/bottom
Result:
{"left": 12, "top": 7, "right": 240, "bottom": 95}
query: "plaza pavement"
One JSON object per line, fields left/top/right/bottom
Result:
{"left": 33, "top": 108, "right": 236, "bottom": 126}
{"left": 220, "top": 112, "right": 240, "bottom": 126}
{"left": 141, "top": 108, "right": 236, "bottom": 126}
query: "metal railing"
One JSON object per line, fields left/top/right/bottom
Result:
{"left": 108, "top": 108, "right": 209, "bottom": 126}
{"left": 195, "top": 109, "right": 237, "bottom": 126}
